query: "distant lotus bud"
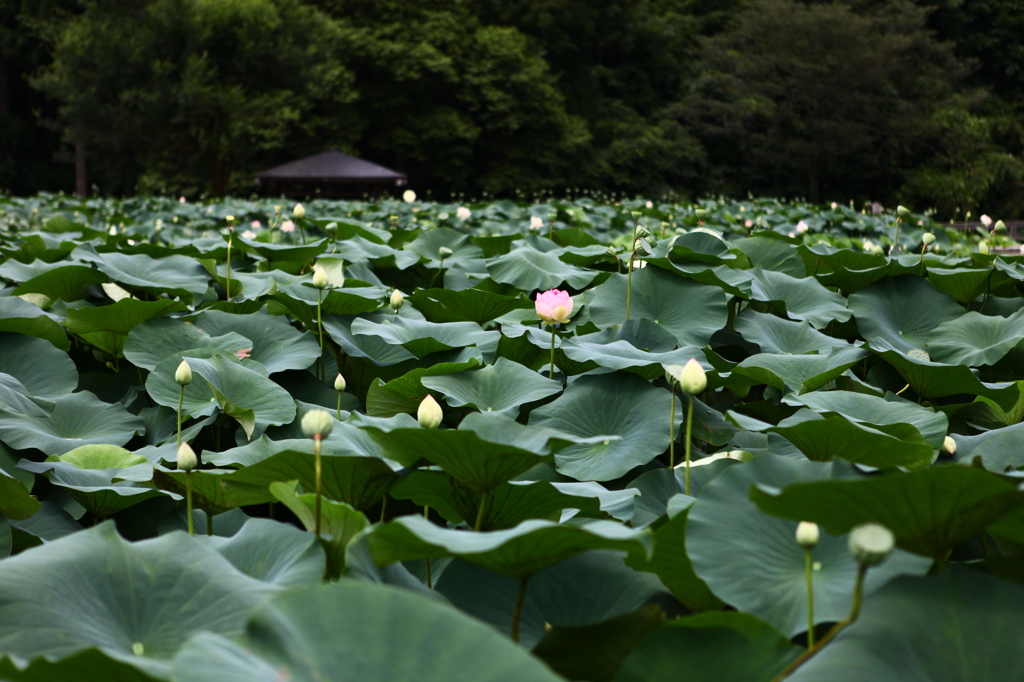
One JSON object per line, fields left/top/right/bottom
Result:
{"left": 942, "top": 436, "right": 957, "bottom": 455}
{"left": 530, "top": 215, "right": 545, "bottom": 230}
{"left": 694, "top": 208, "right": 708, "bottom": 221}
{"left": 796, "top": 521, "right": 820, "bottom": 549}
{"left": 679, "top": 358, "right": 707, "bottom": 394}
{"left": 417, "top": 394, "right": 443, "bottom": 429}
{"left": 293, "top": 203, "right": 306, "bottom": 219}
{"left": 456, "top": 206, "right": 472, "bottom": 220}
{"left": 848, "top": 523, "right": 895, "bottom": 566}
{"left": 438, "top": 246, "right": 453, "bottom": 259}
{"left": 301, "top": 409, "right": 334, "bottom": 439}
{"left": 177, "top": 442, "right": 197, "bottom": 471}
{"left": 979, "top": 241, "right": 991, "bottom": 255}
{"left": 980, "top": 214, "right": 993, "bottom": 227}
{"left": 897, "top": 206, "right": 912, "bottom": 220}
{"left": 403, "top": 189, "right": 416, "bottom": 203}
{"left": 312, "top": 266, "right": 330, "bottom": 289}
{"left": 922, "top": 232, "right": 935, "bottom": 245}
{"left": 831, "top": 202, "right": 838, "bottom": 210}
{"left": 175, "top": 360, "right": 192, "bottom": 386}
{"left": 225, "top": 215, "right": 235, "bottom": 224}
{"left": 630, "top": 210, "right": 642, "bottom": 221}
{"left": 390, "top": 289, "right": 404, "bottom": 310}
{"left": 334, "top": 373, "right": 346, "bottom": 392}
{"left": 994, "top": 220, "right": 1006, "bottom": 232}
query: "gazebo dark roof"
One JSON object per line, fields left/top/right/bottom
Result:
{"left": 255, "top": 150, "right": 406, "bottom": 197}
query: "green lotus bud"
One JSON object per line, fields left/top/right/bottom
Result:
{"left": 694, "top": 208, "right": 708, "bottom": 220}
{"left": 635, "top": 224, "right": 651, "bottom": 239}
{"left": 417, "top": 394, "right": 443, "bottom": 429}
{"left": 796, "top": 521, "right": 820, "bottom": 549}
{"left": 979, "top": 240, "right": 990, "bottom": 255}
{"left": 897, "top": 206, "right": 911, "bottom": 219}
{"left": 293, "top": 203, "right": 306, "bottom": 219}
{"left": 630, "top": 210, "right": 642, "bottom": 220}
{"left": 390, "top": 289, "right": 404, "bottom": 310}
{"left": 301, "top": 409, "right": 334, "bottom": 439}
{"left": 922, "top": 232, "right": 935, "bottom": 245}
{"left": 848, "top": 523, "right": 895, "bottom": 566}
{"left": 438, "top": 246, "right": 453, "bottom": 259}
{"left": 177, "top": 442, "right": 197, "bottom": 471}
{"left": 334, "top": 373, "right": 346, "bottom": 392}
{"left": 994, "top": 220, "right": 1007, "bottom": 232}
{"left": 312, "top": 266, "right": 330, "bottom": 289}
{"left": 175, "top": 360, "right": 192, "bottom": 386}
{"left": 679, "top": 358, "right": 707, "bottom": 394}
{"left": 942, "top": 436, "right": 957, "bottom": 455}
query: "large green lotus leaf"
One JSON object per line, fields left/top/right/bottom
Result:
{"left": 391, "top": 470, "right": 607, "bottom": 530}
{"left": 0, "top": 648, "right": 160, "bottom": 682}
{"left": 787, "top": 568, "right": 1024, "bottom": 682}
{"left": 124, "top": 317, "right": 252, "bottom": 371}
{"left": 0, "top": 333, "right": 78, "bottom": 398}
{"left": 233, "top": 234, "right": 329, "bottom": 261}
{"left": 560, "top": 336, "right": 707, "bottom": 381}
{"left": 364, "top": 352, "right": 480, "bottom": 417}
{"left": 350, "top": 317, "right": 499, "bottom": 359}
{"left": 405, "top": 226, "right": 484, "bottom": 264}
{"left": 585, "top": 268, "right": 728, "bottom": 347}
{"left": 192, "top": 310, "right": 320, "bottom": 374}
{"left": 686, "top": 456, "right": 931, "bottom": 637}
{"left": 223, "top": 450, "right": 400, "bottom": 511}
{"left": 368, "top": 515, "right": 650, "bottom": 578}
{"left": 408, "top": 287, "right": 532, "bottom": 324}
{"left": 184, "top": 354, "right": 296, "bottom": 437}
{"left": 734, "top": 310, "right": 851, "bottom": 355}
{"left": 733, "top": 235, "right": 806, "bottom": 276}
{"left": 664, "top": 257, "right": 755, "bottom": 297}
{"left": 420, "top": 358, "right": 562, "bottom": 418}
{"left": 59, "top": 444, "right": 147, "bottom": 469}
{"left": 197, "top": 517, "right": 325, "bottom": 588}
{"left": 729, "top": 408, "right": 934, "bottom": 469}
{"left": 733, "top": 346, "right": 868, "bottom": 394}
{"left": 0, "top": 297, "right": 69, "bottom": 350}
{"left": 437, "top": 551, "right": 666, "bottom": 649}
{"left": 171, "top": 581, "right": 565, "bottom": 682}
{"left": 271, "top": 285, "right": 385, "bottom": 327}
{"left": 951, "top": 422, "right": 1024, "bottom": 471}
{"left": 749, "top": 267, "right": 850, "bottom": 329}
{"left": 322, "top": 313, "right": 417, "bottom": 366}
{"left": 73, "top": 248, "right": 209, "bottom": 300}
{"left": 750, "top": 465, "right": 1024, "bottom": 558}
{"left": 927, "top": 308, "right": 1024, "bottom": 367}
{"left": 848, "top": 275, "right": 962, "bottom": 352}
{"left": 12, "top": 264, "right": 107, "bottom": 302}
{"left": 784, "top": 390, "right": 948, "bottom": 448}
{"left": 269, "top": 480, "right": 367, "bottom": 579}
{"left": 145, "top": 348, "right": 237, "bottom": 420}
{"left": 19, "top": 459, "right": 162, "bottom": 517}
{"left": 869, "top": 338, "right": 1018, "bottom": 407}
{"left": 0, "top": 373, "right": 51, "bottom": 417}
{"left": 0, "top": 522, "right": 277, "bottom": 678}
{"left": 67, "top": 298, "right": 187, "bottom": 356}
{"left": 0, "top": 468, "right": 40, "bottom": 521}
{"left": 486, "top": 246, "right": 597, "bottom": 291}
{"left": 614, "top": 611, "right": 801, "bottom": 682}
{"left": 333, "top": 235, "right": 418, "bottom": 269}
{"left": 0, "top": 391, "right": 144, "bottom": 455}
{"left": 668, "top": 230, "right": 742, "bottom": 267}
{"left": 529, "top": 373, "right": 680, "bottom": 482}
{"left": 150, "top": 468, "right": 274, "bottom": 516}
{"left": 926, "top": 266, "right": 1012, "bottom": 304}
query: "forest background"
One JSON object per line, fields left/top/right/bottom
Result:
{"left": 2, "top": 0, "right": 1023, "bottom": 219}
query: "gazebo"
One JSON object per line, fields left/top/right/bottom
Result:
{"left": 255, "top": 150, "right": 407, "bottom": 198}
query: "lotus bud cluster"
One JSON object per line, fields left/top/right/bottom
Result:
{"left": 175, "top": 360, "right": 192, "bottom": 386}
{"left": 796, "top": 521, "right": 820, "bottom": 549}
{"left": 535, "top": 289, "right": 573, "bottom": 323}
{"left": 417, "top": 394, "right": 443, "bottom": 429}
{"left": 848, "top": 523, "right": 895, "bottom": 566}
{"left": 301, "top": 409, "right": 334, "bottom": 439}
{"left": 177, "top": 442, "right": 197, "bottom": 471}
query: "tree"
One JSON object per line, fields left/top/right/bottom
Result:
{"left": 34, "top": 0, "right": 358, "bottom": 196}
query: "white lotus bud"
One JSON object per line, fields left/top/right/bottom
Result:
{"left": 922, "top": 232, "right": 935, "bottom": 245}
{"left": 312, "top": 266, "right": 330, "bottom": 289}
{"left": 334, "top": 373, "right": 346, "bottom": 392}
{"left": 848, "top": 523, "right": 895, "bottom": 566}
{"left": 390, "top": 289, "right": 404, "bottom": 310}
{"left": 177, "top": 442, "right": 197, "bottom": 471}
{"left": 403, "top": 189, "right": 416, "bottom": 203}
{"left": 293, "top": 203, "right": 306, "bottom": 219}
{"left": 679, "top": 358, "right": 707, "bottom": 394}
{"left": 979, "top": 241, "right": 990, "bottom": 255}
{"left": 796, "top": 521, "right": 820, "bottom": 549}
{"left": 417, "top": 394, "right": 443, "bottom": 429}
{"left": 175, "top": 360, "right": 192, "bottom": 386}
{"left": 301, "top": 409, "right": 334, "bottom": 439}
{"left": 942, "top": 436, "right": 957, "bottom": 455}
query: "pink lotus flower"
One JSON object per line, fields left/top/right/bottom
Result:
{"left": 281, "top": 220, "right": 295, "bottom": 233}
{"left": 536, "top": 289, "right": 573, "bottom": 323}
{"left": 251, "top": 220, "right": 261, "bottom": 228}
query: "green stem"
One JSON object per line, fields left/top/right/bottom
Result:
{"left": 207, "top": 511, "right": 213, "bottom": 537}
{"left": 475, "top": 490, "right": 490, "bottom": 532}
{"left": 314, "top": 436, "right": 323, "bottom": 539}
{"left": 511, "top": 576, "right": 530, "bottom": 644}
{"left": 429, "top": 257, "right": 445, "bottom": 288}
{"left": 225, "top": 235, "right": 232, "bottom": 300}
{"left": 380, "top": 495, "right": 388, "bottom": 524}
{"left": 186, "top": 472, "right": 194, "bottom": 537}
{"left": 626, "top": 253, "right": 635, "bottom": 320}
{"left": 176, "top": 385, "right": 184, "bottom": 449}
{"left": 297, "top": 218, "right": 307, "bottom": 244}
{"left": 684, "top": 393, "right": 694, "bottom": 495}
{"left": 337, "top": 391, "right": 342, "bottom": 421}
{"left": 805, "top": 548, "right": 815, "bottom": 647}
{"left": 549, "top": 324, "right": 556, "bottom": 379}
{"left": 918, "top": 245, "right": 927, "bottom": 276}
{"left": 316, "top": 288, "right": 324, "bottom": 381}
{"left": 669, "top": 388, "right": 677, "bottom": 468}
{"left": 424, "top": 505, "right": 433, "bottom": 589}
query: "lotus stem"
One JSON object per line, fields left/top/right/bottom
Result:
{"left": 185, "top": 472, "right": 194, "bottom": 537}
{"left": 626, "top": 253, "right": 635, "bottom": 320}
{"left": 669, "top": 387, "right": 677, "bottom": 468}
{"left": 207, "top": 511, "right": 213, "bottom": 537}
{"left": 176, "top": 385, "right": 184, "bottom": 449}
{"left": 511, "top": 576, "right": 530, "bottom": 644}
{"left": 549, "top": 324, "right": 556, "bottom": 379}
{"left": 475, "top": 490, "right": 490, "bottom": 532}
{"left": 225, "top": 234, "right": 232, "bottom": 300}
{"left": 804, "top": 548, "right": 815, "bottom": 647}
{"left": 316, "top": 288, "right": 324, "bottom": 381}
{"left": 380, "top": 495, "right": 388, "bottom": 524}
{"left": 424, "top": 505, "right": 432, "bottom": 589}
{"left": 684, "top": 393, "right": 694, "bottom": 495}
{"left": 429, "top": 256, "right": 446, "bottom": 289}
{"left": 314, "top": 435, "right": 323, "bottom": 539}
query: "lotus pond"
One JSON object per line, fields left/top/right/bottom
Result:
{"left": 1, "top": 194, "right": 1023, "bottom": 681}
